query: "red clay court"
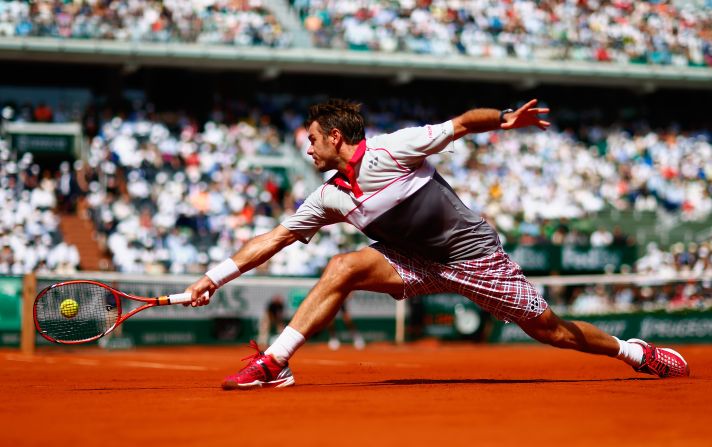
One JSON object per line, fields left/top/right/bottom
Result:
{"left": 2, "top": 342, "right": 709, "bottom": 447}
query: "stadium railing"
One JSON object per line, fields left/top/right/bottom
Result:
{"left": 1, "top": 37, "right": 711, "bottom": 90}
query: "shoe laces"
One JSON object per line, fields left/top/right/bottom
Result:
{"left": 237, "top": 340, "right": 268, "bottom": 376}
{"left": 241, "top": 340, "right": 264, "bottom": 362}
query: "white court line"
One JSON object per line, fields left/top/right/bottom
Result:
{"left": 3, "top": 354, "right": 67, "bottom": 365}
{"left": 3, "top": 354, "right": 210, "bottom": 371}
{"left": 72, "top": 359, "right": 100, "bottom": 366}
{"left": 358, "top": 361, "right": 422, "bottom": 369}
{"left": 4, "top": 354, "right": 420, "bottom": 370}
{"left": 308, "top": 359, "right": 348, "bottom": 366}
{"left": 119, "top": 360, "right": 211, "bottom": 371}
{"left": 3, "top": 354, "right": 36, "bottom": 362}
{"left": 304, "top": 358, "right": 422, "bottom": 368}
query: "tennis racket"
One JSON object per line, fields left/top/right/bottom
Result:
{"left": 33, "top": 280, "right": 206, "bottom": 344}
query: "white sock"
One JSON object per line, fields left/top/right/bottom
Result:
{"left": 614, "top": 337, "right": 644, "bottom": 367}
{"left": 265, "top": 326, "right": 306, "bottom": 366}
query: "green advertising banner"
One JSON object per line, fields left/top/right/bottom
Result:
{"left": 0, "top": 276, "right": 22, "bottom": 331}
{"left": 489, "top": 309, "right": 712, "bottom": 344}
{"left": 0, "top": 276, "right": 23, "bottom": 346}
{"left": 27, "top": 316, "right": 396, "bottom": 348}
{"left": 119, "top": 317, "right": 396, "bottom": 347}
{"left": 417, "top": 294, "right": 485, "bottom": 340}
{"left": 504, "top": 244, "right": 638, "bottom": 274}
{"left": 11, "top": 133, "right": 76, "bottom": 155}
{"left": 6, "top": 276, "right": 398, "bottom": 348}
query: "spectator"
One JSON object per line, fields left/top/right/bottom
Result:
{"left": 33, "top": 102, "right": 53, "bottom": 122}
{"left": 258, "top": 295, "right": 287, "bottom": 346}
{"left": 590, "top": 226, "right": 614, "bottom": 247}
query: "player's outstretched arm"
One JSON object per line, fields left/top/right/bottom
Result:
{"left": 185, "top": 225, "right": 301, "bottom": 306}
{"left": 452, "top": 98, "right": 550, "bottom": 139}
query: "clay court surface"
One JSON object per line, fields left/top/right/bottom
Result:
{"left": 2, "top": 342, "right": 710, "bottom": 447}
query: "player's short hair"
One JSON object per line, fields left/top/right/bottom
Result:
{"left": 306, "top": 99, "right": 365, "bottom": 144}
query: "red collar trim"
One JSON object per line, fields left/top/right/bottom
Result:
{"left": 332, "top": 140, "right": 366, "bottom": 198}
{"left": 349, "top": 139, "right": 367, "bottom": 164}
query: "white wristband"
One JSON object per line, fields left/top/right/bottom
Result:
{"left": 205, "top": 258, "right": 241, "bottom": 287}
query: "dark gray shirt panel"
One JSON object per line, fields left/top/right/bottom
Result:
{"left": 362, "top": 172, "right": 500, "bottom": 263}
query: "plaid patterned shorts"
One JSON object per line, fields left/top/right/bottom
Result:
{"left": 372, "top": 244, "right": 548, "bottom": 323}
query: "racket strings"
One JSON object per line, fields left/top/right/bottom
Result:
{"left": 35, "top": 282, "right": 120, "bottom": 343}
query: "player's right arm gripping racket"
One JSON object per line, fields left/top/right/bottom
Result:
{"left": 33, "top": 280, "right": 204, "bottom": 344}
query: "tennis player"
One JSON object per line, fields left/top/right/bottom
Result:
{"left": 186, "top": 99, "right": 690, "bottom": 389}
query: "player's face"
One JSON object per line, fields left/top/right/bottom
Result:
{"left": 307, "top": 121, "right": 339, "bottom": 172}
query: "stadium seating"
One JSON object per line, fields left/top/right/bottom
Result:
{"left": 59, "top": 99, "right": 709, "bottom": 277}
{"left": 1, "top": 1, "right": 709, "bottom": 66}
{"left": 2, "top": 94, "right": 710, "bottom": 278}
{"left": 0, "top": 148, "right": 79, "bottom": 274}
{"left": 75, "top": 110, "right": 337, "bottom": 275}
{"left": 296, "top": 0, "right": 712, "bottom": 66}
{"left": 0, "top": 0, "right": 290, "bottom": 47}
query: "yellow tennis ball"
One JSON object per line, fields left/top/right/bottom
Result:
{"left": 60, "top": 298, "right": 79, "bottom": 318}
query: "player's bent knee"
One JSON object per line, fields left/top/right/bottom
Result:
{"left": 323, "top": 253, "right": 368, "bottom": 285}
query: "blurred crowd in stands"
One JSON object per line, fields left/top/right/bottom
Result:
{"left": 547, "top": 238, "right": 712, "bottom": 314}
{"left": 547, "top": 274, "right": 712, "bottom": 315}
{"left": 0, "top": 0, "right": 710, "bottom": 67}
{"left": 0, "top": 149, "right": 80, "bottom": 275}
{"left": 0, "top": 0, "right": 289, "bottom": 47}
{"left": 444, "top": 121, "right": 712, "bottom": 239}
{"left": 75, "top": 105, "right": 303, "bottom": 275}
{"left": 1, "top": 93, "right": 711, "bottom": 314}
{"left": 295, "top": 0, "right": 712, "bottom": 66}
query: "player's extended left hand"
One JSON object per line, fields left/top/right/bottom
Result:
{"left": 501, "top": 99, "right": 550, "bottom": 131}
{"left": 184, "top": 276, "right": 217, "bottom": 307}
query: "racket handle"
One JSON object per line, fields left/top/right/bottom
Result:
{"left": 166, "top": 292, "right": 209, "bottom": 304}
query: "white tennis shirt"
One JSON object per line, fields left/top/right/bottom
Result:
{"left": 281, "top": 120, "right": 500, "bottom": 263}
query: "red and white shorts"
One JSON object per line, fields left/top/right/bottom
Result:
{"left": 372, "top": 244, "right": 548, "bottom": 323}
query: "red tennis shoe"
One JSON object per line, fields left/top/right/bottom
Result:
{"left": 628, "top": 338, "right": 690, "bottom": 378}
{"left": 222, "top": 340, "right": 295, "bottom": 390}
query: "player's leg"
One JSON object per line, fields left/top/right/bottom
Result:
{"left": 222, "top": 247, "right": 403, "bottom": 390}
{"left": 516, "top": 308, "right": 619, "bottom": 355}
{"left": 446, "top": 248, "right": 689, "bottom": 378}
{"left": 517, "top": 308, "right": 690, "bottom": 377}
{"left": 287, "top": 247, "right": 403, "bottom": 338}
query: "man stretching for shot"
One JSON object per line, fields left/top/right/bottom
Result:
{"left": 186, "top": 99, "right": 690, "bottom": 389}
